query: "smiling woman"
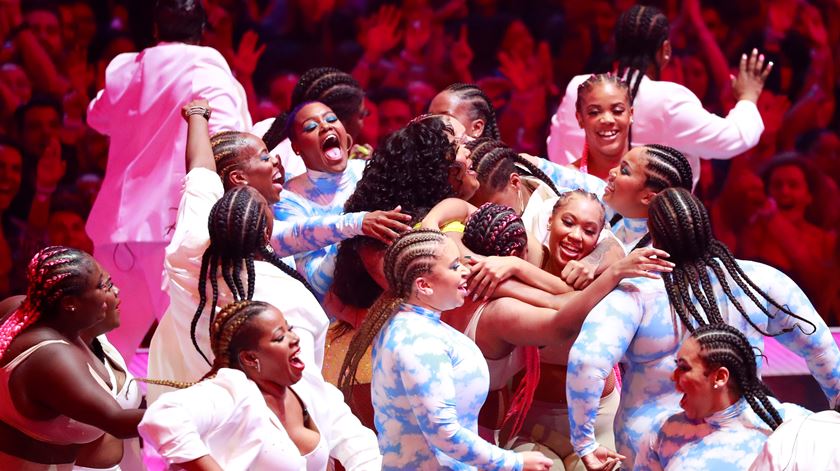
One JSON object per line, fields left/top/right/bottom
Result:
{"left": 572, "top": 74, "right": 633, "bottom": 181}
{"left": 338, "top": 229, "right": 553, "bottom": 471}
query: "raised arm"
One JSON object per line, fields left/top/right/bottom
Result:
{"left": 420, "top": 198, "right": 477, "bottom": 230}
{"left": 183, "top": 99, "right": 217, "bottom": 173}
{"left": 666, "top": 49, "right": 772, "bottom": 160}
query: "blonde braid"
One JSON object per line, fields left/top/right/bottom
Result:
{"left": 135, "top": 301, "right": 269, "bottom": 389}
{"left": 338, "top": 229, "right": 447, "bottom": 397}
{"left": 210, "top": 131, "right": 251, "bottom": 185}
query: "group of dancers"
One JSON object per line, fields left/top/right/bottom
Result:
{"left": 0, "top": 2, "right": 839, "bottom": 471}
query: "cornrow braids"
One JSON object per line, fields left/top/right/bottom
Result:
{"left": 263, "top": 67, "right": 364, "bottom": 149}
{"left": 575, "top": 73, "right": 631, "bottom": 112}
{"left": 692, "top": 324, "right": 784, "bottom": 429}
{"left": 619, "top": 144, "right": 693, "bottom": 250}
{"left": 459, "top": 209, "right": 538, "bottom": 439}
{"left": 210, "top": 131, "right": 252, "bottom": 187}
{"left": 614, "top": 5, "right": 669, "bottom": 145}
{"left": 191, "top": 187, "right": 315, "bottom": 364}
{"left": 337, "top": 229, "right": 447, "bottom": 397}
{"left": 463, "top": 203, "right": 527, "bottom": 257}
{"left": 445, "top": 83, "right": 501, "bottom": 140}
{"left": 642, "top": 144, "right": 693, "bottom": 192}
{"left": 469, "top": 139, "right": 561, "bottom": 198}
{"left": 133, "top": 300, "right": 271, "bottom": 391}
{"left": 649, "top": 188, "right": 817, "bottom": 336}
{"left": 0, "top": 246, "right": 95, "bottom": 359}
{"left": 333, "top": 117, "right": 459, "bottom": 308}
{"left": 551, "top": 188, "right": 606, "bottom": 224}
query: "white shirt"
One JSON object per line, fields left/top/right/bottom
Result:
{"left": 139, "top": 368, "right": 382, "bottom": 471}
{"left": 86, "top": 42, "right": 251, "bottom": 245}
{"left": 147, "top": 168, "right": 329, "bottom": 403}
{"left": 546, "top": 74, "right": 765, "bottom": 185}
{"left": 252, "top": 118, "right": 308, "bottom": 181}
{"left": 749, "top": 410, "right": 840, "bottom": 471}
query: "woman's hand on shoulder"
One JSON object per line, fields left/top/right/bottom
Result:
{"left": 608, "top": 248, "right": 674, "bottom": 282}
{"left": 362, "top": 205, "right": 413, "bottom": 243}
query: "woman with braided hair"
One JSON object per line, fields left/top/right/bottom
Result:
{"left": 522, "top": 143, "right": 693, "bottom": 257}
{"left": 330, "top": 114, "right": 477, "bottom": 309}
{"left": 566, "top": 187, "right": 840, "bottom": 469}
{"left": 338, "top": 229, "right": 553, "bottom": 471}
{"left": 423, "top": 197, "right": 670, "bottom": 467}
{"left": 429, "top": 83, "right": 503, "bottom": 140}
{"left": 635, "top": 324, "right": 809, "bottom": 470}
{"left": 140, "top": 300, "right": 382, "bottom": 470}
{"left": 253, "top": 67, "right": 368, "bottom": 180}
{"left": 547, "top": 4, "right": 773, "bottom": 185}
{"left": 147, "top": 100, "right": 327, "bottom": 404}
{"left": 569, "top": 74, "right": 633, "bottom": 182}
{"left": 0, "top": 246, "right": 144, "bottom": 470}
{"left": 271, "top": 101, "right": 413, "bottom": 300}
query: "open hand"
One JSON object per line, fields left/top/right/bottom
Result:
{"left": 580, "top": 446, "right": 625, "bottom": 471}
{"left": 362, "top": 205, "right": 413, "bottom": 243}
{"left": 731, "top": 48, "right": 773, "bottom": 103}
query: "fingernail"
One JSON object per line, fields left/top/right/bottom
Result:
{"left": 753, "top": 48, "right": 758, "bottom": 54}
{"left": 742, "top": 54, "right": 747, "bottom": 59}
{"left": 759, "top": 54, "right": 764, "bottom": 60}
{"left": 768, "top": 61, "right": 774, "bottom": 67}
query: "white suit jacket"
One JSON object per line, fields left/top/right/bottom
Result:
{"left": 86, "top": 42, "right": 251, "bottom": 245}
{"left": 546, "top": 74, "right": 764, "bottom": 185}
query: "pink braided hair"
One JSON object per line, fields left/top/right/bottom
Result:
{"left": 0, "top": 247, "right": 86, "bottom": 360}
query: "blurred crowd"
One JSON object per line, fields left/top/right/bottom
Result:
{"left": 0, "top": 0, "right": 838, "bottom": 325}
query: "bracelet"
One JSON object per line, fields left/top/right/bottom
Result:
{"left": 183, "top": 106, "right": 211, "bottom": 121}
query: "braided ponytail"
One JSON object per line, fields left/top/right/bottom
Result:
{"left": 649, "top": 188, "right": 817, "bottom": 336}
{"left": 337, "top": 229, "right": 448, "bottom": 397}
{"left": 692, "top": 324, "right": 784, "bottom": 429}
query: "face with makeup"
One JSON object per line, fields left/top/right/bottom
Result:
{"left": 428, "top": 90, "right": 484, "bottom": 139}
{"left": 576, "top": 81, "right": 632, "bottom": 163}
{"left": 603, "top": 147, "right": 657, "bottom": 218}
{"left": 229, "top": 134, "right": 284, "bottom": 205}
{"left": 413, "top": 238, "right": 470, "bottom": 312}
{"left": 436, "top": 115, "right": 479, "bottom": 200}
{"left": 290, "top": 102, "right": 351, "bottom": 174}
{"left": 547, "top": 194, "right": 604, "bottom": 267}
{"left": 238, "top": 306, "right": 305, "bottom": 386}
{"left": 673, "top": 337, "right": 728, "bottom": 420}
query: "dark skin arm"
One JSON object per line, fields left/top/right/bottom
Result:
{"left": 14, "top": 342, "right": 143, "bottom": 439}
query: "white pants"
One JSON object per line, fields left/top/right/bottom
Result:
{"left": 93, "top": 242, "right": 169, "bottom": 366}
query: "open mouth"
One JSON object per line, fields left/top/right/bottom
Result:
{"left": 559, "top": 242, "right": 581, "bottom": 259}
{"left": 289, "top": 348, "right": 305, "bottom": 371}
{"left": 272, "top": 171, "right": 284, "bottom": 191}
{"left": 321, "top": 134, "right": 343, "bottom": 162}
{"left": 596, "top": 129, "right": 619, "bottom": 139}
